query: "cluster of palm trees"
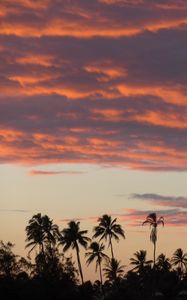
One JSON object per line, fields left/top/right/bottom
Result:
{"left": 25, "top": 213, "right": 125, "bottom": 284}
{"left": 1, "top": 211, "right": 187, "bottom": 299}
{"left": 130, "top": 249, "right": 187, "bottom": 277}
{"left": 24, "top": 212, "right": 187, "bottom": 286}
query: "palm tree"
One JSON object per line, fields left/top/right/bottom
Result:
{"left": 142, "top": 213, "right": 164, "bottom": 267}
{"left": 93, "top": 214, "right": 125, "bottom": 259}
{"left": 171, "top": 248, "right": 187, "bottom": 278}
{"left": 59, "top": 220, "right": 90, "bottom": 285}
{"left": 156, "top": 253, "right": 171, "bottom": 272}
{"left": 130, "top": 250, "right": 152, "bottom": 274}
{"left": 42, "top": 215, "right": 59, "bottom": 247}
{"left": 26, "top": 213, "right": 46, "bottom": 255}
{"left": 103, "top": 258, "right": 125, "bottom": 283}
{"left": 85, "top": 241, "right": 108, "bottom": 284}
{"left": 25, "top": 213, "right": 59, "bottom": 255}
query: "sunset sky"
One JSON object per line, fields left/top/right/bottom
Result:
{"left": 0, "top": 0, "right": 187, "bottom": 281}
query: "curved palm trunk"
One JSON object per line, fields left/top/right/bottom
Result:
{"left": 75, "top": 243, "right": 84, "bottom": 285}
{"left": 109, "top": 235, "right": 114, "bottom": 259}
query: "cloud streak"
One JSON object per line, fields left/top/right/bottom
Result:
{"left": 1, "top": 0, "right": 187, "bottom": 38}
{"left": 29, "top": 170, "right": 86, "bottom": 176}
{"left": 120, "top": 208, "right": 187, "bottom": 227}
{"left": 130, "top": 193, "right": 187, "bottom": 209}
{"left": 58, "top": 207, "right": 187, "bottom": 227}
{"left": 0, "top": 209, "right": 30, "bottom": 213}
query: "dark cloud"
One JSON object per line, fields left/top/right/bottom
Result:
{"left": 1, "top": 28, "right": 187, "bottom": 88}
{"left": 130, "top": 193, "right": 187, "bottom": 209}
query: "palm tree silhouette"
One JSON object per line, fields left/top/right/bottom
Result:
{"left": 156, "top": 253, "right": 171, "bottom": 272}
{"left": 93, "top": 214, "right": 125, "bottom": 259}
{"left": 103, "top": 258, "right": 125, "bottom": 283}
{"left": 142, "top": 213, "right": 164, "bottom": 267}
{"left": 25, "top": 213, "right": 58, "bottom": 255}
{"left": 85, "top": 241, "right": 108, "bottom": 284}
{"left": 130, "top": 250, "right": 152, "bottom": 274}
{"left": 171, "top": 248, "right": 187, "bottom": 278}
{"left": 59, "top": 220, "right": 90, "bottom": 285}
{"left": 42, "top": 215, "right": 59, "bottom": 247}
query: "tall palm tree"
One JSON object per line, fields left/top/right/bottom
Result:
{"left": 85, "top": 241, "right": 108, "bottom": 284}
{"left": 59, "top": 220, "right": 90, "bottom": 285}
{"left": 25, "top": 213, "right": 59, "bottom": 255}
{"left": 103, "top": 258, "right": 125, "bottom": 283}
{"left": 93, "top": 214, "right": 125, "bottom": 259}
{"left": 130, "top": 250, "right": 152, "bottom": 274}
{"left": 171, "top": 248, "right": 187, "bottom": 278}
{"left": 142, "top": 213, "right": 164, "bottom": 267}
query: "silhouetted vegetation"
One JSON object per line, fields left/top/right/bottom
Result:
{"left": 1, "top": 213, "right": 187, "bottom": 300}
{"left": 93, "top": 214, "right": 125, "bottom": 259}
{"left": 143, "top": 213, "right": 164, "bottom": 267}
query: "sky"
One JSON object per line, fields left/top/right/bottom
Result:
{"left": 0, "top": 0, "right": 187, "bottom": 281}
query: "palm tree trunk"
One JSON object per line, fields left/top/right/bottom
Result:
{"left": 153, "top": 242, "right": 157, "bottom": 300}
{"left": 109, "top": 235, "right": 114, "bottom": 259}
{"left": 98, "top": 260, "right": 103, "bottom": 285}
{"left": 40, "top": 242, "right": 47, "bottom": 277}
{"left": 75, "top": 244, "right": 84, "bottom": 285}
{"left": 153, "top": 241, "right": 156, "bottom": 268}
{"left": 181, "top": 262, "right": 183, "bottom": 279}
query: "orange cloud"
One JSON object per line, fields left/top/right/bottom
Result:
{"left": 117, "top": 85, "right": 187, "bottom": 106}
{"left": 92, "top": 108, "right": 124, "bottom": 121}
{"left": 1, "top": 0, "right": 187, "bottom": 39}
{"left": 16, "top": 55, "right": 55, "bottom": 67}
{"left": 8, "top": 74, "right": 56, "bottom": 85}
{"left": 1, "top": 19, "right": 187, "bottom": 38}
{"left": 0, "top": 0, "right": 50, "bottom": 11}
{"left": 85, "top": 64, "right": 128, "bottom": 81}
{"left": 132, "top": 111, "right": 187, "bottom": 129}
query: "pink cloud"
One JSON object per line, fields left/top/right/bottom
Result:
{"left": 57, "top": 207, "right": 187, "bottom": 228}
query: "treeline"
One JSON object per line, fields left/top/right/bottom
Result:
{"left": 0, "top": 213, "right": 187, "bottom": 300}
